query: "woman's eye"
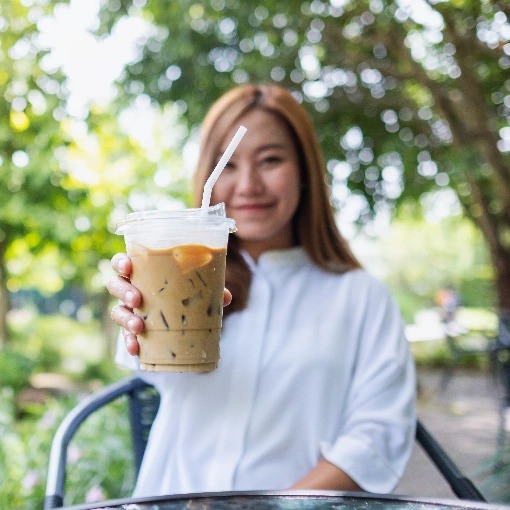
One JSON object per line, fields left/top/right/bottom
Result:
{"left": 261, "top": 156, "right": 282, "bottom": 165}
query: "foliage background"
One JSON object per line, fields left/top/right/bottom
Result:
{"left": 0, "top": 0, "right": 509, "bottom": 507}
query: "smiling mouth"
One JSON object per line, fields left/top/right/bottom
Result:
{"left": 234, "top": 204, "right": 274, "bottom": 211}
{"left": 234, "top": 203, "right": 274, "bottom": 209}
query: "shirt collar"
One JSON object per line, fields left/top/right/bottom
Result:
{"left": 241, "top": 246, "right": 310, "bottom": 273}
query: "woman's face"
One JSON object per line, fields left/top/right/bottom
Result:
{"left": 211, "top": 108, "right": 302, "bottom": 260}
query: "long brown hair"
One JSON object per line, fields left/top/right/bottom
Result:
{"left": 193, "top": 84, "right": 362, "bottom": 314}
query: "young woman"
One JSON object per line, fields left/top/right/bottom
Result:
{"left": 108, "top": 84, "right": 416, "bottom": 497}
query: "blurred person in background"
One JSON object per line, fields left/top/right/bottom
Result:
{"left": 435, "top": 286, "right": 461, "bottom": 324}
{"left": 434, "top": 286, "right": 466, "bottom": 336}
{"left": 107, "top": 83, "right": 416, "bottom": 497}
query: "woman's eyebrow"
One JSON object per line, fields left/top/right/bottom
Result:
{"left": 255, "top": 143, "right": 286, "bottom": 153}
{"left": 215, "top": 143, "right": 285, "bottom": 160}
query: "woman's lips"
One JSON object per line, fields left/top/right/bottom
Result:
{"left": 233, "top": 203, "right": 274, "bottom": 212}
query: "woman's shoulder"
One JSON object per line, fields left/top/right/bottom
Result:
{"left": 310, "top": 264, "right": 385, "bottom": 287}
{"left": 306, "top": 265, "right": 395, "bottom": 304}
{"left": 348, "top": 268, "right": 391, "bottom": 291}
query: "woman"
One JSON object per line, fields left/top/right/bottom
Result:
{"left": 108, "top": 84, "right": 416, "bottom": 496}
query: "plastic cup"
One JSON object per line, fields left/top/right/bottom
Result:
{"left": 116, "top": 203, "right": 236, "bottom": 372}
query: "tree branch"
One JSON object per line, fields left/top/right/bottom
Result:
{"left": 462, "top": 175, "right": 502, "bottom": 258}
{"left": 439, "top": 7, "right": 510, "bottom": 206}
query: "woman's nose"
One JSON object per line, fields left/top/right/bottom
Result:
{"left": 236, "top": 165, "right": 263, "bottom": 195}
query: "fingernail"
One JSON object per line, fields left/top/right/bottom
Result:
{"left": 118, "top": 259, "right": 127, "bottom": 272}
{"left": 127, "top": 318, "right": 137, "bottom": 332}
{"left": 125, "top": 334, "right": 136, "bottom": 354}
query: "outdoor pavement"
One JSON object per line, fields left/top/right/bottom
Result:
{"left": 395, "top": 367, "right": 507, "bottom": 503}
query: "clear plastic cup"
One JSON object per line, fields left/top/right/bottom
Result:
{"left": 116, "top": 203, "right": 236, "bottom": 372}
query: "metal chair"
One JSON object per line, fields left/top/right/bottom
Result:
{"left": 44, "top": 376, "right": 160, "bottom": 510}
{"left": 492, "top": 313, "right": 510, "bottom": 464}
{"left": 438, "top": 312, "right": 510, "bottom": 467}
{"left": 43, "top": 376, "right": 485, "bottom": 509}
{"left": 439, "top": 326, "right": 496, "bottom": 392}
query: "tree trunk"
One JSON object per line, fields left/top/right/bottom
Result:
{"left": 0, "top": 242, "right": 9, "bottom": 346}
{"left": 460, "top": 188, "right": 510, "bottom": 314}
{"left": 493, "top": 250, "right": 510, "bottom": 313}
{"left": 492, "top": 249, "right": 510, "bottom": 347}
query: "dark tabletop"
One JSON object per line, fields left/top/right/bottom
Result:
{"left": 59, "top": 491, "right": 510, "bottom": 510}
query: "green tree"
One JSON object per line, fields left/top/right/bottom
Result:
{"left": 0, "top": 0, "right": 84, "bottom": 345}
{"left": 57, "top": 104, "right": 190, "bottom": 353}
{"left": 98, "top": 0, "right": 510, "bottom": 310}
{"left": 0, "top": 1, "right": 189, "bottom": 347}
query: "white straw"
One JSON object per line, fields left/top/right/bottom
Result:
{"left": 201, "top": 125, "right": 247, "bottom": 212}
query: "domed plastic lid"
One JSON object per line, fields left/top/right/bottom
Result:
{"left": 115, "top": 202, "right": 237, "bottom": 235}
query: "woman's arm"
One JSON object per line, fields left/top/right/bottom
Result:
{"left": 288, "top": 458, "right": 362, "bottom": 491}
{"left": 307, "top": 278, "right": 416, "bottom": 494}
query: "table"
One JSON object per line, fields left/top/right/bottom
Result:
{"left": 59, "top": 491, "right": 510, "bottom": 510}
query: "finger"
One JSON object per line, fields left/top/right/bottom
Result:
{"left": 111, "top": 253, "right": 132, "bottom": 277}
{"left": 111, "top": 304, "right": 144, "bottom": 335}
{"left": 122, "top": 328, "right": 140, "bottom": 356}
{"left": 223, "top": 288, "right": 232, "bottom": 307}
{"left": 107, "top": 275, "right": 142, "bottom": 308}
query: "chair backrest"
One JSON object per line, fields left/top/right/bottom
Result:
{"left": 127, "top": 381, "right": 161, "bottom": 475}
{"left": 44, "top": 376, "right": 485, "bottom": 509}
{"left": 415, "top": 422, "right": 484, "bottom": 501}
{"left": 44, "top": 376, "right": 158, "bottom": 510}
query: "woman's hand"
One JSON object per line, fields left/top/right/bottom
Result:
{"left": 107, "top": 253, "right": 144, "bottom": 356}
{"left": 107, "top": 253, "right": 232, "bottom": 356}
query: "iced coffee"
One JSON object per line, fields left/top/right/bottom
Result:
{"left": 129, "top": 243, "right": 226, "bottom": 372}
{"left": 115, "top": 203, "right": 236, "bottom": 372}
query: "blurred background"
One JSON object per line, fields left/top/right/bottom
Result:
{"left": 0, "top": 0, "right": 509, "bottom": 508}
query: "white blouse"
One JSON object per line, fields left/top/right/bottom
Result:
{"left": 115, "top": 247, "right": 416, "bottom": 497}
